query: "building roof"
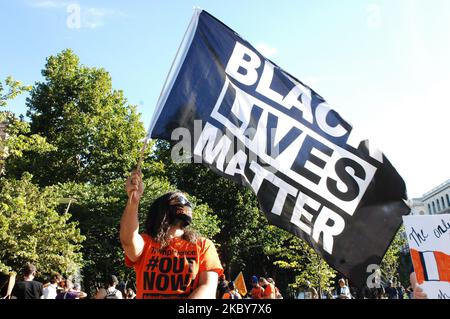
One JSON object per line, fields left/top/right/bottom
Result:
{"left": 421, "top": 179, "right": 450, "bottom": 201}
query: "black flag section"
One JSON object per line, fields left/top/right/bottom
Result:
{"left": 149, "top": 9, "right": 410, "bottom": 287}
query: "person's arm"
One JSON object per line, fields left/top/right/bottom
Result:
{"left": 410, "top": 272, "right": 427, "bottom": 299}
{"left": 39, "top": 284, "right": 44, "bottom": 299}
{"left": 120, "top": 170, "right": 145, "bottom": 262}
{"left": 260, "top": 287, "right": 265, "bottom": 298}
{"left": 339, "top": 287, "right": 349, "bottom": 299}
{"left": 77, "top": 291, "right": 87, "bottom": 299}
{"left": 94, "top": 288, "right": 107, "bottom": 299}
{"left": 188, "top": 271, "right": 219, "bottom": 299}
{"left": 345, "top": 287, "right": 352, "bottom": 299}
{"left": 261, "top": 284, "right": 276, "bottom": 299}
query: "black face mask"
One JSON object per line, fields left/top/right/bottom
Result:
{"left": 168, "top": 205, "right": 192, "bottom": 227}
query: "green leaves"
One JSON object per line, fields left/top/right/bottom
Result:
{"left": 0, "top": 76, "right": 31, "bottom": 108}
{"left": 19, "top": 49, "right": 145, "bottom": 185}
{"left": 0, "top": 174, "right": 85, "bottom": 276}
{"left": 1, "top": 77, "right": 54, "bottom": 176}
{"left": 379, "top": 227, "right": 407, "bottom": 284}
{"left": 273, "top": 236, "right": 336, "bottom": 294}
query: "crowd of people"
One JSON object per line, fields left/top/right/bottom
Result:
{"left": 2, "top": 171, "right": 428, "bottom": 300}
{"left": 4, "top": 263, "right": 136, "bottom": 299}
{"left": 217, "top": 274, "right": 283, "bottom": 299}
{"left": 357, "top": 278, "right": 415, "bottom": 299}
{"left": 215, "top": 274, "right": 422, "bottom": 300}
{"left": 305, "top": 277, "right": 418, "bottom": 299}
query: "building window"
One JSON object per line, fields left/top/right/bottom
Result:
{"left": 442, "top": 197, "right": 446, "bottom": 209}
{"left": 432, "top": 202, "right": 436, "bottom": 214}
{"left": 437, "top": 200, "right": 441, "bottom": 212}
{"left": 428, "top": 203, "right": 432, "bottom": 214}
{"left": 447, "top": 194, "right": 450, "bottom": 207}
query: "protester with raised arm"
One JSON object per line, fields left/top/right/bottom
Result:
{"left": 120, "top": 170, "right": 223, "bottom": 299}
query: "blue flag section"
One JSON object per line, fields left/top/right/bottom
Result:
{"left": 149, "top": 9, "right": 410, "bottom": 287}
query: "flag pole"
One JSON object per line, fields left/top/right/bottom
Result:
{"left": 136, "top": 137, "right": 149, "bottom": 173}
{"left": 135, "top": 7, "right": 201, "bottom": 172}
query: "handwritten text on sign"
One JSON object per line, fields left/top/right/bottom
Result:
{"left": 403, "top": 214, "right": 450, "bottom": 299}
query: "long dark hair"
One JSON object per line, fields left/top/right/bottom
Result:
{"left": 145, "top": 191, "right": 198, "bottom": 248}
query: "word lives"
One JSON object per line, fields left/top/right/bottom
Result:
{"left": 192, "top": 41, "right": 382, "bottom": 255}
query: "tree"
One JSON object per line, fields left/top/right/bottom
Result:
{"left": 1, "top": 77, "right": 55, "bottom": 175}
{"left": 0, "top": 173, "right": 85, "bottom": 277}
{"left": 380, "top": 227, "right": 407, "bottom": 285}
{"left": 18, "top": 49, "right": 145, "bottom": 185}
{"left": 0, "top": 76, "right": 31, "bottom": 107}
{"left": 272, "top": 235, "right": 337, "bottom": 298}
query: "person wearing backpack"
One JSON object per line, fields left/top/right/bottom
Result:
{"left": 95, "top": 275, "right": 123, "bottom": 299}
{"left": 222, "top": 281, "right": 242, "bottom": 299}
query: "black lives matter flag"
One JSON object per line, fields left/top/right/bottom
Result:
{"left": 149, "top": 9, "right": 410, "bottom": 287}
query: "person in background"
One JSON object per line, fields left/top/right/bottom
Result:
{"left": 11, "top": 263, "right": 43, "bottom": 299}
{"left": 406, "top": 285, "right": 414, "bottom": 299}
{"left": 72, "top": 283, "right": 87, "bottom": 299}
{"left": 117, "top": 281, "right": 127, "bottom": 299}
{"left": 385, "top": 280, "right": 398, "bottom": 299}
{"left": 259, "top": 277, "right": 275, "bottom": 299}
{"left": 267, "top": 278, "right": 282, "bottom": 299}
{"left": 57, "top": 277, "right": 66, "bottom": 295}
{"left": 337, "top": 278, "right": 352, "bottom": 299}
{"left": 126, "top": 287, "right": 136, "bottom": 299}
{"left": 42, "top": 273, "right": 62, "bottom": 299}
{"left": 95, "top": 275, "right": 123, "bottom": 299}
{"left": 55, "top": 280, "right": 87, "bottom": 299}
{"left": 249, "top": 276, "right": 264, "bottom": 299}
{"left": 396, "top": 283, "right": 405, "bottom": 299}
{"left": 222, "top": 281, "right": 242, "bottom": 299}
{"left": 217, "top": 274, "right": 228, "bottom": 299}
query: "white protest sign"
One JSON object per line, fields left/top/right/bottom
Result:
{"left": 403, "top": 213, "right": 450, "bottom": 299}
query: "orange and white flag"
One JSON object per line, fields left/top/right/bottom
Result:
{"left": 234, "top": 271, "right": 247, "bottom": 297}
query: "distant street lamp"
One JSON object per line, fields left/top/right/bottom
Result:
{"left": 59, "top": 198, "right": 77, "bottom": 214}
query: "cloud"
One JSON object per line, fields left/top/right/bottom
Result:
{"left": 28, "top": 0, "right": 68, "bottom": 8}
{"left": 255, "top": 42, "right": 278, "bottom": 58}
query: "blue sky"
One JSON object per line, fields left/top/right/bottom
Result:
{"left": 1, "top": 0, "right": 449, "bottom": 198}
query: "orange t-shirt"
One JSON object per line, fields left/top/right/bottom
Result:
{"left": 125, "top": 234, "right": 223, "bottom": 299}
{"left": 263, "top": 283, "right": 274, "bottom": 298}
{"left": 222, "top": 291, "right": 242, "bottom": 299}
{"left": 250, "top": 286, "right": 264, "bottom": 299}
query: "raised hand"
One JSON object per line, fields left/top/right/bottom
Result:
{"left": 125, "top": 170, "right": 144, "bottom": 203}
